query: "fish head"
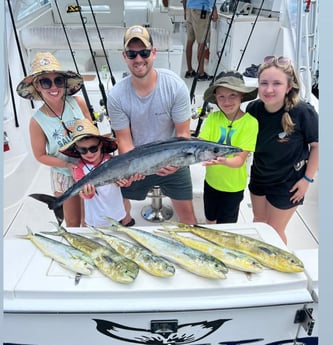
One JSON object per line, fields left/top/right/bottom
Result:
{"left": 194, "top": 140, "right": 243, "bottom": 162}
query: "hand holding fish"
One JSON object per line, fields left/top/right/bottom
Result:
{"left": 202, "top": 157, "right": 228, "bottom": 166}
{"left": 79, "top": 183, "right": 96, "bottom": 199}
{"left": 156, "top": 165, "right": 179, "bottom": 176}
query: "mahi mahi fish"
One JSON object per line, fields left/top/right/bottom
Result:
{"left": 29, "top": 137, "right": 242, "bottom": 224}
{"left": 84, "top": 226, "right": 176, "bottom": 277}
{"left": 42, "top": 222, "right": 139, "bottom": 284}
{"left": 157, "top": 227, "right": 263, "bottom": 273}
{"left": 169, "top": 223, "right": 304, "bottom": 273}
{"left": 20, "top": 226, "right": 95, "bottom": 275}
{"left": 105, "top": 218, "right": 228, "bottom": 279}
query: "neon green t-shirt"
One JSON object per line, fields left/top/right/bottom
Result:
{"left": 199, "top": 111, "right": 258, "bottom": 192}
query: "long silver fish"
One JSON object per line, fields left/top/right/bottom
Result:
{"left": 42, "top": 223, "right": 139, "bottom": 284}
{"left": 29, "top": 137, "right": 242, "bottom": 224}
{"left": 169, "top": 223, "right": 304, "bottom": 273}
{"left": 105, "top": 218, "right": 228, "bottom": 279}
{"left": 85, "top": 226, "right": 176, "bottom": 277}
{"left": 20, "top": 226, "right": 95, "bottom": 275}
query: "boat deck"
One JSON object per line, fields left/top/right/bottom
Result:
{"left": 3, "top": 28, "right": 319, "bottom": 253}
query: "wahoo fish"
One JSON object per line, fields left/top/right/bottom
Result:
{"left": 105, "top": 218, "right": 228, "bottom": 279}
{"left": 42, "top": 223, "right": 139, "bottom": 284}
{"left": 29, "top": 137, "right": 242, "bottom": 224}
{"left": 157, "top": 228, "right": 263, "bottom": 273}
{"left": 20, "top": 226, "right": 95, "bottom": 275}
{"left": 169, "top": 223, "right": 304, "bottom": 273}
{"left": 85, "top": 226, "right": 176, "bottom": 277}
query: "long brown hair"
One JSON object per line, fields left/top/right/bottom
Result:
{"left": 258, "top": 58, "right": 301, "bottom": 135}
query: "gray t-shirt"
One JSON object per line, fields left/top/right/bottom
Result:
{"left": 108, "top": 68, "right": 191, "bottom": 147}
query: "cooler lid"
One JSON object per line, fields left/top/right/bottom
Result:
{"left": 4, "top": 223, "right": 314, "bottom": 313}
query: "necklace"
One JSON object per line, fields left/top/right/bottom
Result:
{"left": 82, "top": 153, "right": 105, "bottom": 173}
{"left": 43, "top": 100, "right": 72, "bottom": 136}
{"left": 225, "top": 110, "right": 241, "bottom": 145}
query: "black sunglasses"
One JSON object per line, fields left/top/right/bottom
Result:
{"left": 75, "top": 142, "right": 100, "bottom": 155}
{"left": 39, "top": 76, "right": 66, "bottom": 89}
{"left": 125, "top": 49, "right": 152, "bottom": 60}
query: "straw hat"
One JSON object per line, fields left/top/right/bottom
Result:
{"left": 124, "top": 25, "right": 153, "bottom": 48}
{"left": 204, "top": 71, "right": 258, "bottom": 104}
{"left": 59, "top": 119, "right": 118, "bottom": 158}
{"left": 16, "top": 52, "right": 83, "bottom": 101}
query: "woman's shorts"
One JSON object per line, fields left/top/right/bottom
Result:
{"left": 121, "top": 167, "right": 193, "bottom": 201}
{"left": 248, "top": 179, "right": 304, "bottom": 210}
{"left": 50, "top": 170, "right": 75, "bottom": 194}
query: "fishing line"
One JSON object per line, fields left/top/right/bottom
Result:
{"left": 86, "top": 0, "right": 116, "bottom": 86}
{"left": 54, "top": 0, "right": 95, "bottom": 122}
{"left": 6, "top": 0, "right": 34, "bottom": 110}
{"left": 70, "top": 1, "right": 109, "bottom": 117}
{"left": 236, "top": 0, "right": 265, "bottom": 71}
{"left": 192, "top": 0, "right": 240, "bottom": 137}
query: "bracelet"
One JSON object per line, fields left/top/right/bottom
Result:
{"left": 303, "top": 175, "right": 314, "bottom": 183}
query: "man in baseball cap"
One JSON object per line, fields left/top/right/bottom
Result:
{"left": 123, "top": 25, "right": 153, "bottom": 49}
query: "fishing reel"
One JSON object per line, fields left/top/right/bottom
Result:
{"left": 93, "top": 103, "right": 109, "bottom": 124}
{"left": 191, "top": 105, "right": 214, "bottom": 120}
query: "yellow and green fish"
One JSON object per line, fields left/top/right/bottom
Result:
{"left": 168, "top": 223, "right": 304, "bottom": 273}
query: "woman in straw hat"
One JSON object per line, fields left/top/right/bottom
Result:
{"left": 199, "top": 70, "right": 258, "bottom": 224}
{"left": 16, "top": 52, "right": 92, "bottom": 227}
{"left": 60, "top": 119, "right": 135, "bottom": 227}
{"left": 246, "top": 56, "right": 318, "bottom": 244}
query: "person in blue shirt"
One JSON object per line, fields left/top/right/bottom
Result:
{"left": 183, "top": 0, "right": 218, "bottom": 80}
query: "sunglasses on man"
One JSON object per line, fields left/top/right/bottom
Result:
{"left": 125, "top": 49, "right": 152, "bottom": 60}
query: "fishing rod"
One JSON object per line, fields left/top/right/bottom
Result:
{"left": 86, "top": 0, "right": 116, "bottom": 86}
{"left": 69, "top": 1, "right": 109, "bottom": 117}
{"left": 8, "top": 67, "right": 19, "bottom": 127}
{"left": 189, "top": 0, "right": 217, "bottom": 105}
{"left": 54, "top": 0, "right": 95, "bottom": 122}
{"left": 193, "top": 0, "right": 240, "bottom": 137}
{"left": 236, "top": 0, "right": 265, "bottom": 71}
{"left": 6, "top": 0, "right": 34, "bottom": 110}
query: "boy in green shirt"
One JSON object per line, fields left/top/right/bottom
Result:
{"left": 199, "top": 71, "right": 258, "bottom": 223}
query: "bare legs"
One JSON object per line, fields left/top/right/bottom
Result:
{"left": 250, "top": 193, "right": 298, "bottom": 244}
{"left": 123, "top": 198, "right": 197, "bottom": 225}
{"left": 185, "top": 40, "right": 206, "bottom": 76}
{"left": 57, "top": 192, "right": 81, "bottom": 227}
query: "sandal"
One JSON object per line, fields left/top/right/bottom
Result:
{"left": 184, "top": 70, "right": 197, "bottom": 78}
{"left": 123, "top": 218, "right": 135, "bottom": 227}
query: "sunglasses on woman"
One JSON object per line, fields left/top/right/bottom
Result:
{"left": 263, "top": 56, "right": 291, "bottom": 66}
{"left": 38, "top": 76, "right": 66, "bottom": 89}
{"left": 75, "top": 142, "right": 101, "bottom": 155}
{"left": 125, "top": 49, "right": 152, "bottom": 59}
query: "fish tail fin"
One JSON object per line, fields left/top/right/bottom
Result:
{"left": 29, "top": 193, "right": 64, "bottom": 225}
{"left": 16, "top": 226, "right": 34, "bottom": 240}
{"left": 40, "top": 221, "right": 66, "bottom": 236}
{"left": 105, "top": 217, "right": 124, "bottom": 230}
{"left": 165, "top": 221, "right": 192, "bottom": 232}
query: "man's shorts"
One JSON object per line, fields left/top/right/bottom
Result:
{"left": 248, "top": 179, "right": 304, "bottom": 210}
{"left": 50, "top": 170, "right": 75, "bottom": 193}
{"left": 121, "top": 167, "right": 193, "bottom": 201}
{"left": 186, "top": 8, "right": 211, "bottom": 43}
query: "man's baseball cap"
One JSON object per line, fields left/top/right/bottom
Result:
{"left": 124, "top": 25, "right": 153, "bottom": 48}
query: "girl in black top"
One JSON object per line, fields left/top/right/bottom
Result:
{"left": 246, "top": 56, "right": 318, "bottom": 244}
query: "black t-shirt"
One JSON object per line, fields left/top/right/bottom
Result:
{"left": 246, "top": 100, "right": 318, "bottom": 185}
